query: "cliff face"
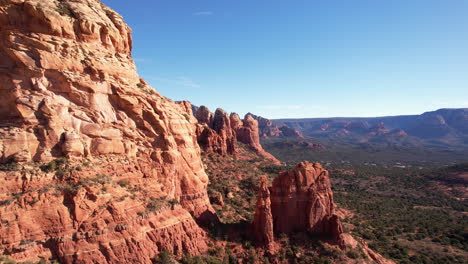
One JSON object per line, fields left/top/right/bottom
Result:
{"left": 194, "top": 107, "right": 237, "bottom": 156}
{"left": 271, "top": 162, "right": 343, "bottom": 240}
{"left": 0, "top": 0, "right": 214, "bottom": 263}
{"left": 253, "top": 162, "right": 344, "bottom": 248}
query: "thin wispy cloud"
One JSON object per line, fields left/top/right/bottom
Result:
{"left": 192, "top": 11, "right": 213, "bottom": 16}
{"left": 147, "top": 76, "right": 201, "bottom": 88}
{"left": 258, "top": 105, "right": 304, "bottom": 110}
{"left": 257, "top": 105, "right": 325, "bottom": 111}
{"left": 133, "top": 58, "right": 151, "bottom": 63}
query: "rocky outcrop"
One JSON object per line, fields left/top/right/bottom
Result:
{"left": 248, "top": 113, "right": 303, "bottom": 138}
{"left": 195, "top": 105, "right": 213, "bottom": 126}
{"left": 0, "top": 0, "right": 214, "bottom": 263}
{"left": 270, "top": 162, "right": 342, "bottom": 240}
{"left": 254, "top": 162, "right": 345, "bottom": 248}
{"left": 296, "top": 141, "right": 326, "bottom": 151}
{"left": 279, "top": 125, "right": 304, "bottom": 137}
{"left": 193, "top": 107, "right": 237, "bottom": 156}
{"left": 253, "top": 176, "right": 274, "bottom": 247}
{"left": 192, "top": 107, "right": 280, "bottom": 164}
{"left": 236, "top": 114, "right": 281, "bottom": 165}
{"left": 247, "top": 113, "right": 282, "bottom": 137}
{"left": 212, "top": 109, "right": 237, "bottom": 155}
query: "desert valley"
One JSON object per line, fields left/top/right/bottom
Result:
{"left": 0, "top": 1, "right": 466, "bottom": 264}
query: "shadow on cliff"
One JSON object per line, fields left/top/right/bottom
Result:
{"left": 203, "top": 218, "right": 255, "bottom": 244}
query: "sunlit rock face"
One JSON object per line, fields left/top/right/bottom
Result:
{"left": 0, "top": 0, "right": 215, "bottom": 262}
{"left": 192, "top": 106, "right": 281, "bottom": 164}
{"left": 270, "top": 162, "right": 344, "bottom": 245}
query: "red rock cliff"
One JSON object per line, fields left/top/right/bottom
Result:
{"left": 235, "top": 114, "right": 281, "bottom": 165}
{"left": 0, "top": 0, "right": 214, "bottom": 263}
{"left": 192, "top": 106, "right": 281, "bottom": 164}
{"left": 194, "top": 107, "right": 237, "bottom": 156}
{"left": 254, "top": 162, "right": 344, "bottom": 248}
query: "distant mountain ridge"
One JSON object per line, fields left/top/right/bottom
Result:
{"left": 273, "top": 108, "right": 468, "bottom": 145}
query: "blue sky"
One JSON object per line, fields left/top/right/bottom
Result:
{"left": 101, "top": 0, "right": 468, "bottom": 118}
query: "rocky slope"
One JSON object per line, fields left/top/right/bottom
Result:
{"left": 0, "top": 0, "right": 214, "bottom": 263}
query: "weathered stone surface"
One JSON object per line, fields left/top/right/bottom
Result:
{"left": 192, "top": 107, "right": 280, "bottom": 164}
{"left": 247, "top": 113, "right": 282, "bottom": 137}
{"left": 193, "top": 106, "right": 237, "bottom": 156}
{"left": 253, "top": 176, "right": 274, "bottom": 247}
{"left": 235, "top": 114, "right": 281, "bottom": 165}
{"left": 0, "top": 0, "right": 214, "bottom": 263}
{"left": 195, "top": 105, "right": 213, "bottom": 126}
{"left": 268, "top": 162, "right": 344, "bottom": 246}
{"left": 212, "top": 109, "right": 237, "bottom": 155}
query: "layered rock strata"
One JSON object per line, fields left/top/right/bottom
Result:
{"left": 192, "top": 106, "right": 281, "bottom": 164}
{"left": 0, "top": 0, "right": 214, "bottom": 262}
{"left": 253, "top": 162, "right": 344, "bottom": 248}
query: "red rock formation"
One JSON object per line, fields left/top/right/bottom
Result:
{"left": 193, "top": 106, "right": 237, "bottom": 156}
{"left": 229, "top": 113, "right": 243, "bottom": 131}
{"left": 296, "top": 141, "right": 326, "bottom": 151}
{"left": 236, "top": 114, "right": 263, "bottom": 152}
{"left": 269, "top": 162, "right": 344, "bottom": 246}
{"left": 279, "top": 125, "right": 304, "bottom": 138}
{"left": 0, "top": 0, "right": 214, "bottom": 263}
{"left": 249, "top": 113, "right": 303, "bottom": 138}
{"left": 212, "top": 109, "right": 237, "bottom": 155}
{"left": 195, "top": 105, "right": 213, "bottom": 126}
{"left": 253, "top": 176, "right": 274, "bottom": 247}
{"left": 235, "top": 114, "right": 281, "bottom": 165}
{"left": 192, "top": 108, "right": 280, "bottom": 164}
{"left": 248, "top": 113, "right": 282, "bottom": 137}
{"left": 369, "top": 122, "right": 389, "bottom": 136}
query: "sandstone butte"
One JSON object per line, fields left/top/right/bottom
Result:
{"left": 253, "top": 162, "right": 345, "bottom": 249}
{"left": 192, "top": 106, "right": 281, "bottom": 165}
{"left": 253, "top": 162, "right": 395, "bottom": 264}
{"left": 0, "top": 0, "right": 215, "bottom": 262}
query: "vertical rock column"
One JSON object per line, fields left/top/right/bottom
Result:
{"left": 253, "top": 176, "right": 274, "bottom": 247}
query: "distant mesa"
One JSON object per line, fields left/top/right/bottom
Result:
{"left": 275, "top": 108, "right": 468, "bottom": 146}
{"left": 247, "top": 113, "right": 304, "bottom": 138}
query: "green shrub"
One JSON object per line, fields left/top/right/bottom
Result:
{"left": 117, "top": 179, "right": 130, "bottom": 187}
{"left": 346, "top": 249, "right": 360, "bottom": 259}
{"left": 0, "top": 161, "right": 19, "bottom": 171}
{"left": 152, "top": 250, "right": 176, "bottom": 264}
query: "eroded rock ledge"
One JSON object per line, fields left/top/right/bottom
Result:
{"left": 0, "top": 0, "right": 214, "bottom": 262}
